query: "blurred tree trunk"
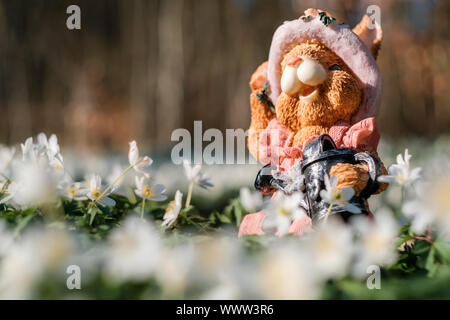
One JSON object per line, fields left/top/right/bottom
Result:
{"left": 156, "top": 0, "right": 184, "bottom": 146}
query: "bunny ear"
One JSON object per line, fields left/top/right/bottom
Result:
{"left": 353, "top": 14, "right": 383, "bottom": 60}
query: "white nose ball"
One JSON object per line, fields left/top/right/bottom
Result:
{"left": 281, "top": 65, "right": 303, "bottom": 96}
{"left": 296, "top": 57, "right": 327, "bottom": 86}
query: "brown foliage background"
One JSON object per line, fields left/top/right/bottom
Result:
{"left": 0, "top": 0, "right": 448, "bottom": 152}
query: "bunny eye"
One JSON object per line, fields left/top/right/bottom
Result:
{"left": 329, "top": 64, "right": 342, "bottom": 71}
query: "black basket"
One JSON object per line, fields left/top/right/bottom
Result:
{"left": 255, "top": 134, "right": 382, "bottom": 224}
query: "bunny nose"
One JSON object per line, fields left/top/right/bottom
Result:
{"left": 296, "top": 56, "right": 327, "bottom": 86}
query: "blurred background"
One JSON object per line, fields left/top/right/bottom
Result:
{"left": 0, "top": 0, "right": 448, "bottom": 153}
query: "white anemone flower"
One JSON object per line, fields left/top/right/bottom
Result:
{"left": 0, "top": 221, "right": 13, "bottom": 258}
{"left": 351, "top": 209, "right": 399, "bottom": 277}
{"left": 320, "top": 175, "right": 361, "bottom": 214}
{"left": 155, "top": 245, "right": 194, "bottom": 296}
{"left": 403, "top": 175, "right": 450, "bottom": 236}
{"left": 162, "top": 190, "right": 183, "bottom": 228}
{"left": 2, "top": 161, "right": 58, "bottom": 207}
{"left": 128, "top": 141, "right": 153, "bottom": 178}
{"left": 0, "top": 231, "right": 44, "bottom": 299}
{"left": 262, "top": 192, "right": 306, "bottom": 236}
{"left": 378, "top": 149, "right": 421, "bottom": 187}
{"left": 19, "top": 134, "right": 65, "bottom": 178}
{"left": 106, "top": 216, "right": 161, "bottom": 281}
{"left": 134, "top": 176, "right": 167, "bottom": 201}
{"left": 21, "top": 137, "right": 35, "bottom": 161}
{"left": 305, "top": 218, "right": 354, "bottom": 279}
{"left": 37, "top": 133, "right": 61, "bottom": 161}
{"left": 202, "top": 276, "right": 241, "bottom": 300}
{"left": 86, "top": 174, "right": 116, "bottom": 207}
{"left": 258, "top": 244, "right": 320, "bottom": 299}
{"left": 271, "top": 159, "right": 305, "bottom": 194}
{"left": 59, "top": 180, "right": 89, "bottom": 201}
{"left": 0, "top": 181, "right": 18, "bottom": 205}
{"left": 183, "top": 160, "right": 213, "bottom": 189}
{"left": 239, "top": 187, "right": 264, "bottom": 212}
{"left": 0, "top": 145, "right": 15, "bottom": 174}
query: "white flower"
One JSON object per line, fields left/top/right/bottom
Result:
{"left": 0, "top": 181, "right": 18, "bottom": 205}
{"left": 86, "top": 174, "right": 116, "bottom": 207}
{"left": 351, "top": 209, "right": 399, "bottom": 277}
{"left": 262, "top": 192, "right": 306, "bottom": 236}
{"left": 162, "top": 190, "right": 183, "bottom": 228}
{"left": 155, "top": 245, "right": 194, "bottom": 296}
{"left": 35, "top": 229, "right": 75, "bottom": 269}
{"left": 19, "top": 134, "right": 65, "bottom": 179}
{"left": 134, "top": 176, "right": 167, "bottom": 201}
{"left": 2, "top": 161, "right": 58, "bottom": 207}
{"left": 202, "top": 277, "right": 240, "bottom": 300}
{"left": 378, "top": 149, "right": 421, "bottom": 187}
{"left": 0, "top": 232, "right": 44, "bottom": 299}
{"left": 37, "top": 133, "right": 61, "bottom": 160}
{"left": 0, "top": 221, "right": 13, "bottom": 258}
{"left": 106, "top": 216, "right": 161, "bottom": 281}
{"left": 21, "top": 137, "right": 35, "bottom": 161}
{"left": 183, "top": 160, "right": 213, "bottom": 189}
{"left": 320, "top": 175, "right": 361, "bottom": 214}
{"left": 59, "top": 180, "right": 89, "bottom": 201}
{"left": 403, "top": 175, "right": 450, "bottom": 235}
{"left": 305, "top": 219, "right": 354, "bottom": 279}
{"left": 271, "top": 159, "right": 305, "bottom": 194}
{"left": 257, "top": 244, "right": 320, "bottom": 299}
{"left": 128, "top": 141, "right": 153, "bottom": 178}
{"left": 0, "top": 145, "right": 15, "bottom": 174}
{"left": 239, "top": 187, "right": 263, "bottom": 212}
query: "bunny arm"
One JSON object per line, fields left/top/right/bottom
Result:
{"left": 330, "top": 151, "right": 388, "bottom": 196}
{"left": 248, "top": 62, "right": 276, "bottom": 161}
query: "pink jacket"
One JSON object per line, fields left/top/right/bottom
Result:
{"left": 258, "top": 117, "right": 380, "bottom": 171}
{"left": 238, "top": 117, "right": 380, "bottom": 238}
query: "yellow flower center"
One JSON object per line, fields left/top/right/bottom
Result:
{"left": 142, "top": 185, "right": 155, "bottom": 198}
{"left": 92, "top": 188, "right": 102, "bottom": 199}
{"left": 67, "top": 186, "right": 77, "bottom": 197}
{"left": 366, "top": 233, "right": 389, "bottom": 253}
{"left": 316, "top": 236, "right": 333, "bottom": 253}
{"left": 395, "top": 174, "right": 407, "bottom": 184}
{"left": 165, "top": 200, "right": 175, "bottom": 214}
{"left": 278, "top": 207, "right": 290, "bottom": 216}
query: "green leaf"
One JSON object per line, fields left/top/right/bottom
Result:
{"left": 318, "top": 12, "right": 336, "bottom": 27}
{"left": 98, "top": 224, "right": 110, "bottom": 231}
{"left": 301, "top": 15, "right": 312, "bottom": 22}
{"left": 425, "top": 247, "right": 439, "bottom": 277}
{"left": 256, "top": 81, "right": 275, "bottom": 112}
{"left": 13, "top": 214, "right": 36, "bottom": 236}
{"left": 434, "top": 241, "right": 450, "bottom": 263}
{"left": 89, "top": 207, "right": 99, "bottom": 226}
{"left": 412, "top": 240, "right": 431, "bottom": 255}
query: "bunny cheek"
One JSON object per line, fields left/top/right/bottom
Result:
{"left": 326, "top": 70, "right": 362, "bottom": 122}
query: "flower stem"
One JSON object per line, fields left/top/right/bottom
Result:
{"left": 185, "top": 181, "right": 194, "bottom": 208}
{"left": 97, "top": 164, "right": 134, "bottom": 201}
{"left": 324, "top": 204, "right": 333, "bottom": 222}
{"left": 141, "top": 197, "right": 146, "bottom": 219}
{"left": 401, "top": 186, "right": 406, "bottom": 203}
